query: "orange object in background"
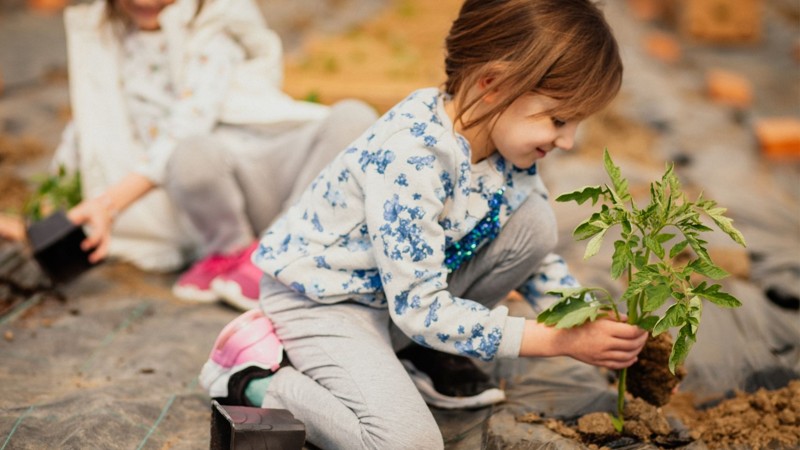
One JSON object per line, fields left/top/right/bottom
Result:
{"left": 755, "top": 118, "right": 800, "bottom": 160}
{"left": 706, "top": 69, "right": 753, "bottom": 109}
{"left": 27, "top": 0, "right": 68, "bottom": 13}
{"left": 643, "top": 32, "right": 682, "bottom": 64}
{"left": 679, "top": 0, "right": 763, "bottom": 44}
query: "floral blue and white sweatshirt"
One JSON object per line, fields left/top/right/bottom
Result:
{"left": 254, "top": 88, "right": 580, "bottom": 361}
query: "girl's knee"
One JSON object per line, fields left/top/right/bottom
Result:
{"left": 364, "top": 419, "right": 443, "bottom": 450}
{"left": 166, "top": 136, "right": 226, "bottom": 190}
{"left": 501, "top": 195, "right": 558, "bottom": 264}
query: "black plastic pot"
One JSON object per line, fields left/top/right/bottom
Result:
{"left": 26, "top": 210, "right": 95, "bottom": 284}
{"left": 210, "top": 400, "right": 305, "bottom": 450}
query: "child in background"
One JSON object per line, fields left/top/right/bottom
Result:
{"left": 53, "top": 0, "right": 377, "bottom": 310}
{"left": 200, "top": 0, "right": 648, "bottom": 448}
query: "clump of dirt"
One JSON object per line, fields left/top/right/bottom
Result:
{"left": 518, "top": 381, "right": 800, "bottom": 449}
{"left": 627, "top": 332, "right": 687, "bottom": 406}
{"left": 676, "top": 380, "right": 800, "bottom": 450}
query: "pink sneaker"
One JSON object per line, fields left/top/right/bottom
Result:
{"left": 199, "top": 309, "right": 284, "bottom": 405}
{"left": 172, "top": 252, "right": 242, "bottom": 302}
{"left": 212, "top": 242, "right": 262, "bottom": 311}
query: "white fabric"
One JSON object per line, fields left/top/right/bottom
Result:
{"left": 55, "top": 0, "right": 329, "bottom": 271}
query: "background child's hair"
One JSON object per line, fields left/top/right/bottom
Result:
{"left": 444, "top": 0, "right": 623, "bottom": 129}
{"left": 105, "top": 0, "right": 205, "bottom": 29}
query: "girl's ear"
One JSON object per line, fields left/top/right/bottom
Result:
{"left": 476, "top": 62, "right": 509, "bottom": 104}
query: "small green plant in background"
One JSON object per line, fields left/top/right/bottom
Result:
{"left": 24, "top": 165, "right": 82, "bottom": 222}
{"left": 537, "top": 149, "right": 746, "bottom": 432}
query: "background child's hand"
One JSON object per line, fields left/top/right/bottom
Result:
{"left": 67, "top": 196, "right": 114, "bottom": 263}
{"left": 0, "top": 213, "right": 26, "bottom": 241}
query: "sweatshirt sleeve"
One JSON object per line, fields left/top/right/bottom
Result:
{"left": 516, "top": 252, "right": 582, "bottom": 313}
{"left": 134, "top": 33, "right": 245, "bottom": 184}
{"left": 362, "top": 132, "right": 523, "bottom": 361}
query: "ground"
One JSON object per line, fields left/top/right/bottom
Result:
{"left": 1, "top": 0, "right": 799, "bottom": 449}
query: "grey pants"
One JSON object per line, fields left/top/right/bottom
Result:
{"left": 259, "top": 193, "right": 557, "bottom": 450}
{"left": 164, "top": 100, "right": 378, "bottom": 256}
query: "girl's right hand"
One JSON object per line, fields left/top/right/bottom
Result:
{"left": 67, "top": 195, "right": 116, "bottom": 263}
{"left": 559, "top": 317, "right": 648, "bottom": 369}
{"left": 521, "top": 316, "right": 648, "bottom": 370}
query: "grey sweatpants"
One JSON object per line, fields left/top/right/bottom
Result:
{"left": 259, "top": 193, "right": 557, "bottom": 450}
{"left": 164, "top": 100, "right": 378, "bottom": 256}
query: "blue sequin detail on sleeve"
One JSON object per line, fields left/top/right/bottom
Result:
{"left": 444, "top": 188, "right": 505, "bottom": 272}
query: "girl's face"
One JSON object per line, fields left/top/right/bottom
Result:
{"left": 116, "top": 0, "right": 176, "bottom": 30}
{"left": 487, "top": 93, "right": 579, "bottom": 169}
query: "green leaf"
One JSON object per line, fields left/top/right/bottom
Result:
{"left": 584, "top": 227, "right": 608, "bottom": 259}
{"left": 536, "top": 294, "right": 601, "bottom": 329}
{"left": 696, "top": 201, "right": 747, "bottom": 247}
{"left": 644, "top": 235, "right": 666, "bottom": 259}
{"left": 669, "top": 324, "right": 696, "bottom": 374}
{"left": 688, "top": 259, "right": 729, "bottom": 280}
{"left": 637, "top": 315, "right": 659, "bottom": 331}
{"left": 556, "top": 186, "right": 605, "bottom": 206}
{"left": 574, "top": 217, "right": 604, "bottom": 241}
{"left": 603, "top": 149, "right": 632, "bottom": 204}
{"left": 643, "top": 283, "right": 671, "bottom": 312}
{"left": 610, "top": 240, "right": 632, "bottom": 279}
{"left": 653, "top": 302, "right": 687, "bottom": 335}
{"left": 669, "top": 240, "right": 689, "bottom": 259}
{"left": 656, "top": 233, "right": 676, "bottom": 244}
{"left": 693, "top": 283, "right": 742, "bottom": 308}
{"left": 611, "top": 415, "right": 624, "bottom": 433}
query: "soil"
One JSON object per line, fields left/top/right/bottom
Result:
{"left": 627, "top": 333, "right": 687, "bottom": 407}
{"left": 519, "top": 380, "right": 800, "bottom": 449}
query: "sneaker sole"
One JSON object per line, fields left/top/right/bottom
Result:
{"left": 172, "top": 284, "right": 219, "bottom": 303}
{"left": 212, "top": 278, "right": 259, "bottom": 311}
{"left": 199, "top": 358, "right": 279, "bottom": 401}
{"left": 401, "top": 360, "right": 506, "bottom": 410}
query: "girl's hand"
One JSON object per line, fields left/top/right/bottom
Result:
{"left": 520, "top": 316, "right": 648, "bottom": 370}
{"left": 67, "top": 195, "right": 116, "bottom": 263}
{"left": 555, "top": 316, "right": 648, "bottom": 369}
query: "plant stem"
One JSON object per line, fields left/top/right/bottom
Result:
{"left": 616, "top": 367, "right": 627, "bottom": 429}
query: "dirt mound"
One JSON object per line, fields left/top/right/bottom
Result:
{"left": 519, "top": 380, "right": 800, "bottom": 449}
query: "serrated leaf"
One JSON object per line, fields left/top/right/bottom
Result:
{"left": 610, "top": 240, "right": 632, "bottom": 279}
{"left": 688, "top": 259, "right": 729, "bottom": 280}
{"left": 693, "top": 283, "right": 742, "bottom": 308}
{"left": 556, "top": 186, "right": 605, "bottom": 205}
{"left": 584, "top": 227, "right": 608, "bottom": 259}
{"left": 644, "top": 235, "right": 665, "bottom": 259}
{"left": 574, "top": 216, "right": 604, "bottom": 241}
{"left": 603, "top": 149, "right": 631, "bottom": 204}
{"left": 669, "top": 240, "right": 689, "bottom": 259}
{"left": 697, "top": 202, "right": 747, "bottom": 247}
{"left": 536, "top": 295, "right": 599, "bottom": 328}
{"left": 653, "top": 303, "right": 687, "bottom": 335}
{"left": 669, "top": 324, "right": 696, "bottom": 374}
{"left": 643, "top": 284, "right": 671, "bottom": 312}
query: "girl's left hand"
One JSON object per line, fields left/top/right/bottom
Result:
{"left": 67, "top": 195, "right": 116, "bottom": 263}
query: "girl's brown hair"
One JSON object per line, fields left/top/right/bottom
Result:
{"left": 444, "top": 0, "right": 622, "bottom": 129}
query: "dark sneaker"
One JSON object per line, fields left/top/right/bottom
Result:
{"left": 397, "top": 345, "right": 506, "bottom": 409}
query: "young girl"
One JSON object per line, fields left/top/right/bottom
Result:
{"left": 52, "top": 0, "right": 376, "bottom": 309}
{"left": 200, "top": 0, "right": 648, "bottom": 447}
